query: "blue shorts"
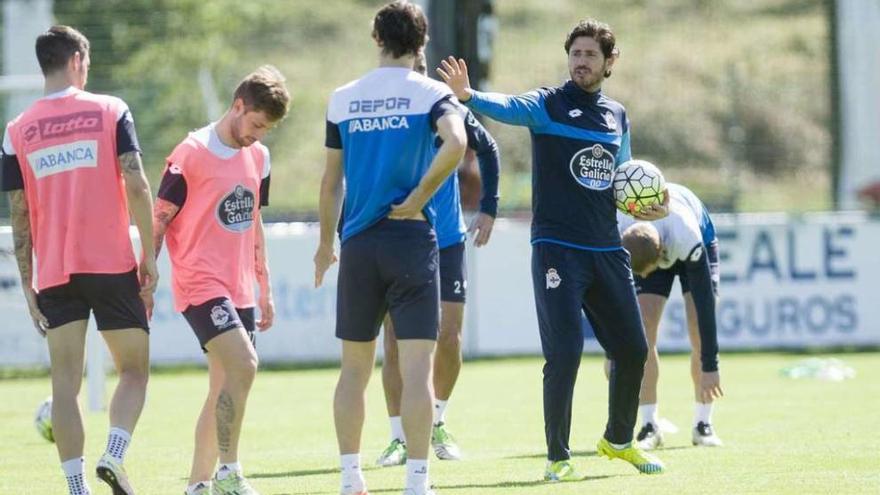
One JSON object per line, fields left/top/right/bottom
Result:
{"left": 336, "top": 219, "right": 440, "bottom": 342}
{"left": 635, "top": 239, "right": 720, "bottom": 298}
{"left": 440, "top": 242, "right": 466, "bottom": 303}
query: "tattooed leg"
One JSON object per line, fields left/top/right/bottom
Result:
{"left": 203, "top": 327, "right": 258, "bottom": 464}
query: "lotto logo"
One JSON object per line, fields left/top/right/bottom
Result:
{"left": 32, "top": 111, "right": 103, "bottom": 142}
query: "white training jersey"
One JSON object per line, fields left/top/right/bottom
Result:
{"left": 617, "top": 183, "right": 714, "bottom": 269}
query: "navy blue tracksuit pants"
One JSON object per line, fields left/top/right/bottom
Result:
{"left": 532, "top": 242, "right": 648, "bottom": 461}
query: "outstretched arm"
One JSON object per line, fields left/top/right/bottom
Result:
{"left": 437, "top": 56, "right": 549, "bottom": 128}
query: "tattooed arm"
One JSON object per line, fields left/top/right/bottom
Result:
{"left": 254, "top": 214, "right": 274, "bottom": 331}
{"left": 8, "top": 190, "right": 48, "bottom": 335}
{"left": 119, "top": 151, "right": 159, "bottom": 303}
{"left": 152, "top": 198, "right": 180, "bottom": 259}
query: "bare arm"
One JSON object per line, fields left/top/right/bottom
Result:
{"left": 254, "top": 214, "right": 274, "bottom": 330}
{"left": 152, "top": 198, "right": 180, "bottom": 259}
{"left": 8, "top": 190, "right": 48, "bottom": 335}
{"left": 314, "top": 148, "right": 343, "bottom": 288}
{"left": 389, "top": 112, "right": 468, "bottom": 219}
{"left": 119, "top": 151, "right": 159, "bottom": 296}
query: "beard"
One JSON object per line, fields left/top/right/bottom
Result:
{"left": 570, "top": 66, "right": 605, "bottom": 91}
{"left": 230, "top": 120, "right": 254, "bottom": 148}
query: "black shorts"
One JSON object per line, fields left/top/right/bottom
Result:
{"left": 37, "top": 269, "right": 149, "bottom": 331}
{"left": 337, "top": 219, "right": 439, "bottom": 342}
{"left": 439, "top": 242, "right": 466, "bottom": 303}
{"left": 635, "top": 239, "right": 720, "bottom": 298}
{"left": 182, "top": 297, "right": 255, "bottom": 350}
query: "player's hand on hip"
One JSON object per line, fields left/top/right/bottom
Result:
{"left": 388, "top": 198, "right": 425, "bottom": 221}
{"left": 700, "top": 371, "right": 724, "bottom": 403}
{"left": 138, "top": 256, "right": 159, "bottom": 297}
{"left": 437, "top": 56, "right": 473, "bottom": 102}
{"left": 24, "top": 288, "right": 49, "bottom": 337}
{"left": 634, "top": 187, "right": 670, "bottom": 221}
{"left": 257, "top": 295, "right": 275, "bottom": 331}
{"left": 314, "top": 244, "right": 338, "bottom": 288}
{"left": 469, "top": 212, "right": 496, "bottom": 247}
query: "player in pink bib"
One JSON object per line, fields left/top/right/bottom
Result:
{"left": 0, "top": 26, "right": 157, "bottom": 495}
{"left": 152, "top": 66, "right": 289, "bottom": 495}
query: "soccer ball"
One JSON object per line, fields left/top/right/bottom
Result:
{"left": 613, "top": 159, "right": 666, "bottom": 216}
{"left": 34, "top": 396, "right": 54, "bottom": 443}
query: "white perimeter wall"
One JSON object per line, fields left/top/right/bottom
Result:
{"left": 1, "top": 213, "right": 878, "bottom": 367}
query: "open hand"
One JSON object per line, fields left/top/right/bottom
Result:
{"left": 436, "top": 56, "right": 473, "bottom": 102}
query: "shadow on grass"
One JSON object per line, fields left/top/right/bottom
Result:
{"left": 271, "top": 475, "right": 623, "bottom": 495}
{"left": 251, "top": 467, "right": 339, "bottom": 479}
{"left": 505, "top": 444, "right": 691, "bottom": 460}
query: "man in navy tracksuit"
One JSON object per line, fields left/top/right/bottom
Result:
{"left": 438, "top": 19, "right": 667, "bottom": 479}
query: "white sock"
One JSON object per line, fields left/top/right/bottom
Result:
{"left": 389, "top": 416, "right": 405, "bottom": 442}
{"left": 609, "top": 441, "right": 630, "bottom": 450}
{"left": 639, "top": 404, "right": 659, "bottom": 427}
{"left": 104, "top": 426, "right": 132, "bottom": 463}
{"left": 61, "top": 457, "right": 91, "bottom": 495}
{"left": 340, "top": 453, "right": 365, "bottom": 493}
{"left": 433, "top": 399, "right": 449, "bottom": 425}
{"left": 405, "top": 459, "right": 429, "bottom": 492}
{"left": 216, "top": 462, "right": 241, "bottom": 480}
{"left": 695, "top": 402, "right": 714, "bottom": 426}
{"left": 186, "top": 481, "right": 211, "bottom": 494}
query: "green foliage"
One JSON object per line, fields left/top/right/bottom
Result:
{"left": 51, "top": 0, "right": 830, "bottom": 215}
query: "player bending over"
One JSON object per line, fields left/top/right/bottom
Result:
{"left": 616, "top": 182, "right": 724, "bottom": 449}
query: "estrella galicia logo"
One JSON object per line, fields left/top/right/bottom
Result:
{"left": 216, "top": 184, "right": 255, "bottom": 232}
{"left": 569, "top": 144, "right": 616, "bottom": 190}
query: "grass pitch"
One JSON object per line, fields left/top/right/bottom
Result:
{"left": 2, "top": 352, "right": 878, "bottom": 494}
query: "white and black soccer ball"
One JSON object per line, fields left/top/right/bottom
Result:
{"left": 613, "top": 159, "right": 666, "bottom": 216}
{"left": 34, "top": 396, "right": 54, "bottom": 443}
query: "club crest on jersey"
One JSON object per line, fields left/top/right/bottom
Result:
{"left": 546, "top": 268, "right": 562, "bottom": 289}
{"left": 603, "top": 111, "right": 617, "bottom": 131}
{"left": 216, "top": 184, "right": 255, "bottom": 233}
{"left": 689, "top": 245, "right": 704, "bottom": 262}
{"left": 569, "top": 144, "right": 615, "bottom": 190}
{"left": 210, "top": 305, "right": 231, "bottom": 328}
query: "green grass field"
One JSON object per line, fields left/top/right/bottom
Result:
{"left": 2, "top": 353, "right": 878, "bottom": 494}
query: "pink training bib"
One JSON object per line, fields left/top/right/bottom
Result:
{"left": 164, "top": 125, "right": 268, "bottom": 311}
{"left": 6, "top": 89, "right": 136, "bottom": 290}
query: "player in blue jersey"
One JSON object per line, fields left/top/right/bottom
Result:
{"left": 617, "top": 183, "right": 724, "bottom": 450}
{"left": 438, "top": 19, "right": 668, "bottom": 480}
{"left": 314, "top": 3, "right": 467, "bottom": 495}
{"left": 376, "top": 52, "right": 500, "bottom": 467}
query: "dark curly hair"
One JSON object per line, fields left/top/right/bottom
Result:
{"left": 564, "top": 19, "right": 616, "bottom": 59}
{"left": 372, "top": 1, "right": 428, "bottom": 59}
